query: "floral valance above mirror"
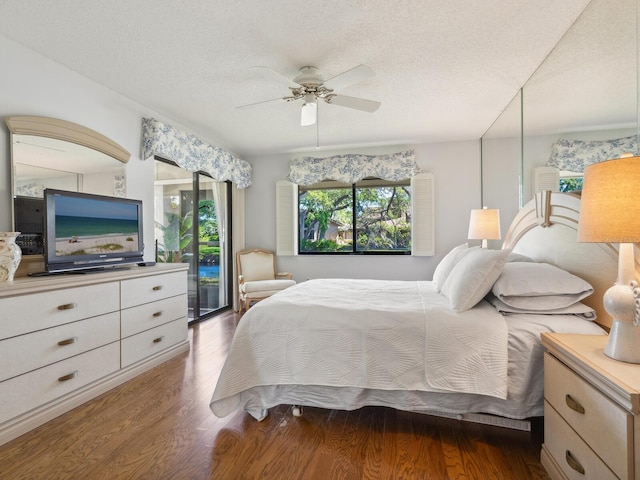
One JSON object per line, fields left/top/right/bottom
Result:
{"left": 142, "top": 117, "right": 252, "bottom": 188}
{"left": 547, "top": 135, "right": 639, "bottom": 173}
{"left": 288, "top": 149, "right": 419, "bottom": 185}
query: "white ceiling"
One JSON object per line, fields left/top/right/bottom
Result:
{"left": 0, "top": 0, "right": 593, "bottom": 157}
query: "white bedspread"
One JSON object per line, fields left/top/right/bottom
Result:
{"left": 211, "top": 279, "right": 508, "bottom": 418}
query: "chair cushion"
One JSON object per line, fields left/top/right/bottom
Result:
{"left": 241, "top": 279, "right": 296, "bottom": 294}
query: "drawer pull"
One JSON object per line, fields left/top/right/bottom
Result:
{"left": 58, "top": 337, "right": 78, "bottom": 346}
{"left": 153, "top": 336, "right": 165, "bottom": 343}
{"left": 565, "top": 394, "right": 585, "bottom": 414}
{"left": 58, "top": 371, "right": 79, "bottom": 382}
{"left": 57, "top": 303, "right": 77, "bottom": 311}
{"left": 152, "top": 285, "right": 163, "bottom": 291}
{"left": 153, "top": 311, "right": 163, "bottom": 317}
{"left": 565, "top": 450, "right": 585, "bottom": 475}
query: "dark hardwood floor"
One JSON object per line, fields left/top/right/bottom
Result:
{"left": 0, "top": 311, "right": 550, "bottom": 479}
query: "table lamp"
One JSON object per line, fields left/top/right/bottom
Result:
{"left": 578, "top": 155, "right": 640, "bottom": 363}
{"left": 468, "top": 207, "right": 501, "bottom": 248}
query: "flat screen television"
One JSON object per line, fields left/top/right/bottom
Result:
{"left": 43, "top": 189, "right": 144, "bottom": 273}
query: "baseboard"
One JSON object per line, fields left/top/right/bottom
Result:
{"left": 0, "top": 340, "right": 190, "bottom": 447}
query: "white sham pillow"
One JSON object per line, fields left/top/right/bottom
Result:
{"left": 441, "top": 248, "right": 511, "bottom": 312}
{"left": 432, "top": 243, "right": 478, "bottom": 292}
{"left": 491, "top": 262, "right": 593, "bottom": 310}
{"left": 486, "top": 293, "right": 597, "bottom": 321}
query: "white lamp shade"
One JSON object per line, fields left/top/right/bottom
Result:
{"left": 578, "top": 156, "right": 640, "bottom": 243}
{"left": 468, "top": 208, "right": 501, "bottom": 241}
{"left": 301, "top": 95, "right": 317, "bottom": 126}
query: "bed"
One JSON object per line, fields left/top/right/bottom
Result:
{"left": 210, "top": 192, "right": 622, "bottom": 430}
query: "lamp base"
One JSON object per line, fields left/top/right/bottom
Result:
{"left": 604, "top": 319, "right": 640, "bottom": 364}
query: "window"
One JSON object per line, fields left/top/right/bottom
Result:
{"left": 298, "top": 179, "right": 412, "bottom": 254}
{"left": 559, "top": 175, "right": 583, "bottom": 192}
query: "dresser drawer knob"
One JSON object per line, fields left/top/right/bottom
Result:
{"left": 153, "top": 311, "right": 163, "bottom": 317}
{"left": 565, "top": 450, "right": 585, "bottom": 475}
{"left": 565, "top": 394, "right": 585, "bottom": 414}
{"left": 58, "top": 337, "right": 78, "bottom": 346}
{"left": 57, "top": 303, "right": 77, "bottom": 311}
{"left": 58, "top": 371, "right": 79, "bottom": 382}
{"left": 153, "top": 336, "right": 165, "bottom": 343}
{"left": 152, "top": 285, "right": 163, "bottom": 291}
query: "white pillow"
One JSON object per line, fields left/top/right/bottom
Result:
{"left": 432, "top": 243, "right": 478, "bottom": 292}
{"left": 441, "top": 248, "right": 511, "bottom": 312}
{"left": 486, "top": 293, "right": 597, "bottom": 321}
{"left": 492, "top": 262, "right": 593, "bottom": 310}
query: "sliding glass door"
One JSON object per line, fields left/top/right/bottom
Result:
{"left": 153, "top": 159, "right": 231, "bottom": 322}
{"left": 196, "top": 174, "right": 229, "bottom": 317}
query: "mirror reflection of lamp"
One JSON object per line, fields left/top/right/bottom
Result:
{"left": 468, "top": 207, "right": 501, "bottom": 248}
{"left": 578, "top": 154, "right": 640, "bottom": 363}
{"left": 170, "top": 196, "right": 180, "bottom": 209}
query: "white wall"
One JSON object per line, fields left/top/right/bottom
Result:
{"left": 0, "top": 34, "right": 227, "bottom": 262}
{"left": 1, "top": 33, "right": 484, "bottom": 281}
{"left": 244, "top": 141, "right": 482, "bottom": 282}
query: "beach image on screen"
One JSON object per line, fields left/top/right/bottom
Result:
{"left": 54, "top": 195, "right": 140, "bottom": 256}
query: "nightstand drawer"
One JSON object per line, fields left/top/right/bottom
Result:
{"left": 544, "top": 401, "right": 617, "bottom": 480}
{"left": 544, "top": 352, "right": 632, "bottom": 479}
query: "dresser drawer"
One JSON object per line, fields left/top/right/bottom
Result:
{"left": 120, "top": 271, "right": 187, "bottom": 309}
{"left": 121, "top": 294, "right": 187, "bottom": 338}
{"left": 544, "top": 353, "right": 632, "bottom": 479}
{"left": 121, "top": 318, "right": 187, "bottom": 368}
{"left": 0, "top": 312, "right": 120, "bottom": 382}
{"left": 544, "top": 401, "right": 617, "bottom": 480}
{"left": 0, "top": 283, "right": 120, "bottom": 340}
{"left": 0, "top": 342, "right": 120, "bottom": 424}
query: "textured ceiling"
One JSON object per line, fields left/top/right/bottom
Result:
{"left": 0, "top": 1, "right": 592, "bottom": 157}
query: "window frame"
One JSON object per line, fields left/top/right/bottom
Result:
{"left": 297, "top": 178, "right": 412, "bottom": 256}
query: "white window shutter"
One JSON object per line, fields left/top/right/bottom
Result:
{"left": 533, "top": 167, "right": 559, "bottom": 193}
{"left": 411, "top": 173, "right": 435, "bottom": 256}
{"left": 276, "top": 181, "right": 297, "bottom": 256}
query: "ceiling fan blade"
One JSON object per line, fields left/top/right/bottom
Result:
{"left": 323, "top": 64, "right": 375, "bottom": 91}
{"left": 252, "top": 66, "right": 300, "bottom": 88}
{"left": 326, "top": 94, "right": 381, "bottom": 113}
{"left": 301, "top": 100, "right": 317, "bottom": 126}
{"left": 236, "top": 97, "right": 284, "bottom": 109}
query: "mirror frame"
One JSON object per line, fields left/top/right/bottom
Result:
{"left": 5, "top": 115, "right": 131, "bottom": 164}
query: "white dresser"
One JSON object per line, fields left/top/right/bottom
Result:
{"left": 0, "top": 263, "right": 189, "bottom": 446}
{"left": 541, "top": 333, "right": 640, "bottom": 480}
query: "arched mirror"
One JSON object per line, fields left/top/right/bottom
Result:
{"left": 5, "top": 116, "right": 130, "bottom": 255}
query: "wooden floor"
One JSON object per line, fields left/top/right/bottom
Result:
{"left": 0, "top": 311, "right": 550, "bottom": 480}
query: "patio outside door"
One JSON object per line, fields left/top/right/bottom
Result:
{"left": 154, "top": 159, "right": 231, "bottom": 322}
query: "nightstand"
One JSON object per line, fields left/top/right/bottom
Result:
{"left": 541, "top": 333, "right": 640, "bottom": 480}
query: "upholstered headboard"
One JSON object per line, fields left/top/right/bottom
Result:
{"left": 502, "top": 191, "right": 640, "bottom": 330}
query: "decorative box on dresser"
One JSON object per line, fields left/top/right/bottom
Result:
{"left": 0, "top": 263, "right": 189, "bottom": 446}
{"left": 541, "top": 332, "right": 640, "bottom": 480}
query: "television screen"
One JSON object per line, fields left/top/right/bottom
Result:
{"left": 44, "top": 189, "right": 144, "bottom": 273}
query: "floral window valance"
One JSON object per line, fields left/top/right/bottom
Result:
{"left": 288, "top": 149, "right": 420, "bottom": 185}
{"left": 142, "top": 117, "right": 252, "bottom": 188}
{"left": 547, "top": 135, "right": 639, "bottom": 173}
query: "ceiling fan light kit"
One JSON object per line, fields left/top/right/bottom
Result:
{"left": 238, "top": 64, "right": 381, "bottom": 126}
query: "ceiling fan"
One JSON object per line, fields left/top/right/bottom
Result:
{"left": 237, "top": 64, "right": 381, "bottom": 126}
